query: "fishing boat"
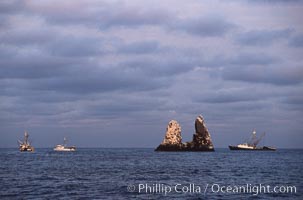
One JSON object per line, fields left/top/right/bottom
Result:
{"left": 18, "top": 131, "right": 35, "bottom": 152}
{"left": 229, "top": 129, "right": 276, "bottom": 151}
{"left": 54, "top": 137, "right": 76, "bottom": 151}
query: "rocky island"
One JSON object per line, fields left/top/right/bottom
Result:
{"left": 155, "top": 115, "right": 214, "bottom": 151}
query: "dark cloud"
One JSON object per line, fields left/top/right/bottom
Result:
{"left": 0, "top": 55, "right": 85, "bottom": 79}
{"left": 23, "top": 65, "right": 170, "bottom": 94}
{"left": 285, "top": 95, "right": 303, "bottom": 105}
{"left": 195, "top": 91, "right": 260, "bottom": 104}
{"left": 0, "top": 0, "right": 302, "bottom": 148}
{"left": 245, "top": 0, "right": 303, "bottom": 4}
{"left": 209, "top": 52, "right": 277, "bottom": 67}
{"left": 0, "top": 28, "right": 55, "bottom": 46}
{"left": 120, "top": 56, "right": 197, "bottom": 77}
{"left": 288, "top": 33, "right": 303, "bottom": 48}
{"left": 46, "top": 35, "right": 104, "bottom": 57}
{"left": 0, "top": 0, "right": 26, "bottom": 29}
{"left": 99, "top": 8, "right": 172, "bottom": 28}
{"left": 26, "top": 1, "right": 172, "bottom": 28}
{"left": 0, "top": 0, "right": 25, "bottom": 14}
{"left": 229, "top": 53, "right": 277, "bottom": 66}
{"left": 222, "top": 65, "right": 303, "bottom": 85}
{"left": 25, "top": 1, "right": 235, "bottom": 38}
{"left": 84, "top": 96, "right": 166, "bottom": 118}
{"left": 24, "top": 1, "right": 105, "bottom": 26}
{"left": 191, "top": 83, "right": 283, "bottom": 105}
{"left": 117, "top": 40, "right": 162, "bottom": 54}
{"left": 235, "top": 29, "right": 291, "bottom": 46}
{"left": 172, "top": 17, "right": 236, "bottom": 37}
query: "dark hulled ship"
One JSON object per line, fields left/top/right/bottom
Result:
{"left": 229, "top": 130, "right": 276, "bottom": 151}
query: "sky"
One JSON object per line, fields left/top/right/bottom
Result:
{"left": 0, "top": 0, "right": 302, "bottom": 148}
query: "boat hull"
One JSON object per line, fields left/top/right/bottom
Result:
{"left": 54, "top": 145, "right": 76, "bottom": 151}
{"left": 54, "top": 149, "right": 76, "bottom": 152}
{"left": 229, "top": 145, "right": 276, "bottom": 151}
{"left": 19, "top": 148, "right": 34, "bottom": 152}
{"left": 19, "top": 145, "right": 34, "bottom": 152}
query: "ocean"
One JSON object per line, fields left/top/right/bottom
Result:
{"left": 0, "top": 148, "right": 302, "bottom": 199}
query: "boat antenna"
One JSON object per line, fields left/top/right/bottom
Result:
{"left": 248, "top": 129, "right": 257, "bottom": 146}
{"left": 64, "top": 137, "right": 67, "bottom": 146}
{"left": 24, "top": 131, "right": 29, "bottom": 145}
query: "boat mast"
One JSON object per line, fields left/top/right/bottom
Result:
{"left": 64, "top": 137, "right": 67, "bottom": 147}
{"left": 24, "top": 131, "right": 29, "bottom": 145}
{"left": 248, "top": 129, "right": 257, "bottom": 147}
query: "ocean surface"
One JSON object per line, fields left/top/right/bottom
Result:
{"left": 0, "top": 148, "right": 302, "bottom": 199}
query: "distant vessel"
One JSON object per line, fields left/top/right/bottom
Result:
{"left": 229, "top": 130, "right": 276, "bottom": 151}
{"left": 18, "top": 131, "right": 35, "bottom": 152}
{"left": 54, "top": 137, "right": 76, "bottom": 151}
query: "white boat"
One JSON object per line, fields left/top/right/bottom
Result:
{"left": 54, "top": 137, "right": 76, "bottom": 151}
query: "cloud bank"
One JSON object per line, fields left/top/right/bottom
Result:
{"left": 0, "top": 0, "right": 302, "bottom": 148}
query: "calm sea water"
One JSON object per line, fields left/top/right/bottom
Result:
{"left": 0, "top": 148, "right": 302, "bottom": 199}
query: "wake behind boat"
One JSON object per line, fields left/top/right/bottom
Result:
{"left": 229, "top": 129, "right": 276, "bottom": 151}
{"left": 54, "top": 137, "right": 76, "bottom": 151}
{"left": 18, "top": 131, "right": 35, "bottom": 152}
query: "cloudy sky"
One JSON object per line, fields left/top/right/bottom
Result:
{"left": 1, "top": 0, "right": 302, "bottom": 148}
